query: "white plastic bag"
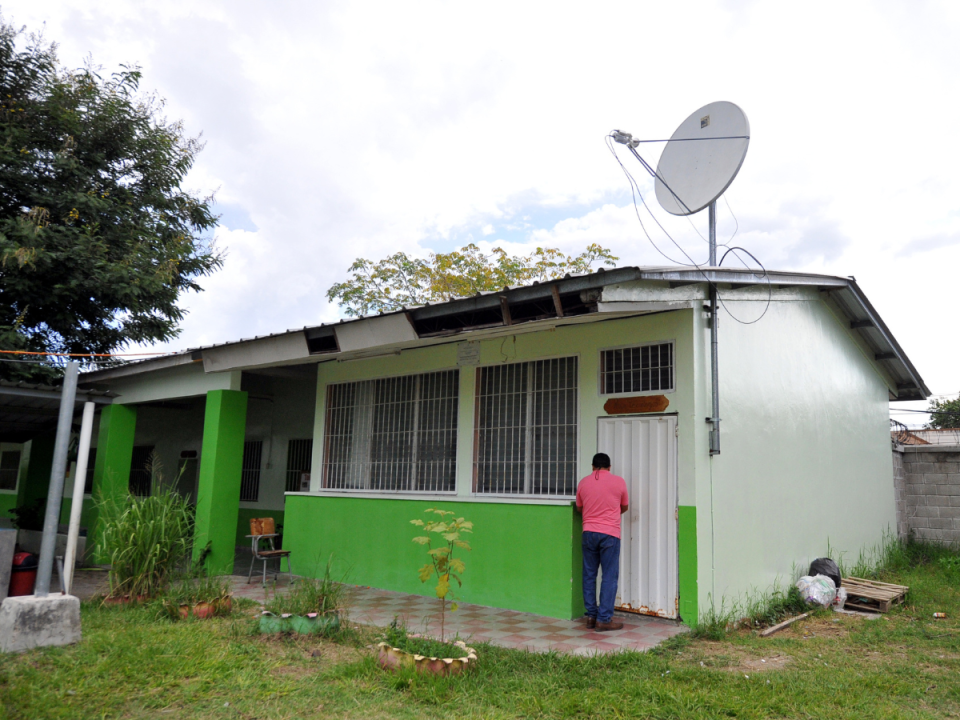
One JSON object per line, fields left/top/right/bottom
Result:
{"left": 796, "top": 574, "right": 837, "bottom": 607}
{"left": 832, "top": 586, "right": 848, "bottom": 610}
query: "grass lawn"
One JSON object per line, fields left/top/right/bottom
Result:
{"left": 2, "top": 543, "right": 959, "bottom": 719}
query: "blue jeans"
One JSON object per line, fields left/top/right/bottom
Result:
{"left": 582, "top": 531, "right": 620, "bottom": 623}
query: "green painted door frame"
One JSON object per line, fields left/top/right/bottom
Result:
{"left": 193, "top": 389, "right": 248, "bottom": 575}
{"left": 89, "top": 404, "right": 138, "bottom": 560}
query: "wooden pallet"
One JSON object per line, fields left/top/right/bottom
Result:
{"left": 842, "top": 577, "right": 909, "bottom": 613}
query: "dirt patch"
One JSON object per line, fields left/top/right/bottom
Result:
{"left": 687, "top": 641, "right": 793, "bottom": 673}
{"left": 784, "top": 615, "right": 851, "bottom": 640}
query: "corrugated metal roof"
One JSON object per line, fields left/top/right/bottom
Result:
{"left": 78, "top": 265, "right": 929, "bottom": 400}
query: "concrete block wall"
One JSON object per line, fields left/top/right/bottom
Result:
{"left": 892, "top": 447, "right": 908, "bottom": 540}
{"left": 898, "top": 446, "right": 960, "bottom": 545}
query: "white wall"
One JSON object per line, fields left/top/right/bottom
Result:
{"left": 696, "top": 288, "right": 897, "bottom": 610}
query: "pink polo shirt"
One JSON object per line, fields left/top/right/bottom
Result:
{"left": 576, "top": 469, "right": 629, "bottom": 539}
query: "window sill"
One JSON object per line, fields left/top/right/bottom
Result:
{"left": 284, "top": 491, "right": 575, "bottom": 506}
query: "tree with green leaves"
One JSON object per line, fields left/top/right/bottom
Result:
{"left": 926, "top": 394, "right": 960, "bottom": 429}
{"left": 0, "top": 21, "right": 221, "bottom": 382}
{"left": 327, "top": 242, "right": 618, "bottom": 317}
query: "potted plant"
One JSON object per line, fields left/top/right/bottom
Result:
{"left": 376, "top": 618, "right": 477, "bottom": 676}
{"left": 259, "top": 559, "right": 344, "bottom": 635}
{"left": 410, "top": 508, "right": 472, "bottom": 642}
{"left": 162, "top": 575, "right": 233, "bottom": 620}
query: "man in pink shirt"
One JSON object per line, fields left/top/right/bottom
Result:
{"left": 575, "top": 452, "right": 629, "bottom": 631}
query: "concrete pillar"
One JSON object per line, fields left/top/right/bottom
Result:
{"left": 194, "top": 390, "right": 248, "bottom": 575}
{"left": 89, "top": 404, "right": 137, "bottom": 560}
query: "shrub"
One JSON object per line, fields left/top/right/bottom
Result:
{"left": 97, "top": 488, "right": 193, "bottom": 599}
{"left": 264, "top": 558, "right": 345, "bottom": 620}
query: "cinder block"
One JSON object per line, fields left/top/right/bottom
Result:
{"left": 923, "top": 473, "right": 947, "bottom": 484}
{"left": 933, "top": 463, "right": 960, "bottom": 474}
{"left": 937, "top": 485, "right": 960, "bottom": 496}
{"left": 911, "top": 518, "right": 930, "bottom": 529}
{"left": 938, "top": 506, "right": 960, "bottom": 519}
{"left": 928, "top": 518, "right": 953, "bottom": 529}
{"left": 917, "top": 463, "right": 937, "bottom": 474}
{"left": 0, "top": 595, "right": 81, "bottom": 653}
{"left": 915, "top": 506, "right": 939, "bottom": 518}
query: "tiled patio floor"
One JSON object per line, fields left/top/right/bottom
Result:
{"left": 339, "top": 585, "right": 688, "bottom": 655}
{"left": 74, "top": 547, "right": 688, "bottom": 655}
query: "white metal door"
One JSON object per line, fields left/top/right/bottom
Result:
{"left": 597, "top": 415, "right": 678, "bottom": 619}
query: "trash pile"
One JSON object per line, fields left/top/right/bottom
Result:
{"left": 796, "top": 557, "right": 847, "bottom": 609}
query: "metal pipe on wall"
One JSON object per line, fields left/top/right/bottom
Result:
{"left": 35, "top": 361, "right": 80, "bottom": 597}
{"left": 63, "top": 401, "right": 95, "bottom": 595}
{"left": 708, "top": 202, "right": 721, "bottom": 456}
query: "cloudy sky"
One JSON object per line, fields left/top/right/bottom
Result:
{"left": 9, "top": 0, "right": 958, "bottom": 424}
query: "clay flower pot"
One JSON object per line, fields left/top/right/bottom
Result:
{"left": 193, "top": 602, "right": 214, "bottom": 619}
{"left": 376, "top": 641, "right": 477, "bottom": 676}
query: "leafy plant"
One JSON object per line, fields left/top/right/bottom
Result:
{"left": 411, "top": 508, "right": 473, "bottom": 641}
{"left": 0, "top": 19, "right": 222, "bottom": 384}
{"left": 97, "top": 487, "right": 193, "bottom": 599}
{"left": 382, "top": 617, "right": 469, "bottom": 659}
{"left": 8, "top": 498, "right": 45, "bottom": 530}
{"left": 264, "top": 558, "right": 345, "bottom": 620}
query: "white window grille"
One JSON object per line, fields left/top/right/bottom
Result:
{"left": 474, "top": 357, "right": 578, "bottom": 496}
{"left": 0, "top": 449, "right": 20, "bottom": 491}
{"left": 285, "top": 438, "right": 313, "bottom": 492}
{"left": 240, "top": 441, "right": 263, "bottom": 502}
{"left": 322, "top": 370, "right": 459, "bottom": 493}
{"left": 600, "top": 343, "right": 674, "bottom": 395}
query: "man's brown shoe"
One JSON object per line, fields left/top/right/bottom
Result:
{"left": 585, "top": 616, "right": 596, "bottom": 629}
{"left": 596, "top": 620, "right": 624, "bottom": 632}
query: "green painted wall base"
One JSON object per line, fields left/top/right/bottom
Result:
{"left": 59, "top": 497, "right": 97, "bottom": 534}
{"left": 678, "top": 505, "right": 698, "bottom": 627}
{"left": 235, "top": 509, "right": 284, "bottom": 546}
{"left": 285, "top": 495, "right": 582, "bottom": 620}
{"left": 0, "top": 493, "right": 16, "bottom": 520}
{"left": 17, "top": 436, "right": 55, "bottom": 510}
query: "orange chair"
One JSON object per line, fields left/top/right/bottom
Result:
{"left": 246, "top": 517, "right": 293, "bottom": 585}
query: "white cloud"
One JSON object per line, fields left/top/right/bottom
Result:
{"left": 6, "top": 0, "right": 960, "bottom": 410}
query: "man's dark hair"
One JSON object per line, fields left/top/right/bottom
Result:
{"left": 591, "top": 453, "right": 611, "bottom": 469}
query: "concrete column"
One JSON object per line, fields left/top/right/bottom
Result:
{"left": 89, "top": 404, "right": 138, "bottom": 560}
{"left": 194, "top": 389, "right": 248, "bottom": 575}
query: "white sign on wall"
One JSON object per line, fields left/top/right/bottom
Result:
{"left": 457, "top": 342, "right": 481, "bottom": 366}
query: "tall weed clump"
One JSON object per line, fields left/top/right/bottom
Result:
{"left": 98, "top": 488, "right": 193, "bottom": 599}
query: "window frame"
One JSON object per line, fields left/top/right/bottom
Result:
{"left": 0, "top": 446, "right": 22, "bottom": 494}
{"left": 319, "top": 367, "right": 461, "bottom": 495}
{"left": 597, "top": 340, "right": 677, "bottom": 397}
{"left": 471, "top": 354, "right": 581, "bottom": 499}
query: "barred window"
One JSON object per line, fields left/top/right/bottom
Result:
{"left": 601, "top": 343, "right": 674, "bottom": 394}
{"left": 129, "top": 446, "right": 155, "bottom": 497}
{"left": 285, "top": 438, "right": 313, "bottom": 492}
{"left": 474, "top": 357, "right": 578, "bottom": 496}
{"left": 240, "top": 441, "right": 263, "bottom": 502}
{"left": 322, "top": 370, "right": 459, "bottom": 492}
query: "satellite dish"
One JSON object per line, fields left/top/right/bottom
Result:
{"left": 654, "top": 101, "right": 750, "bottom": 217}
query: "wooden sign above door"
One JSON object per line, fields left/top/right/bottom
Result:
{"left": 603, "top": 395, "right": 670, "bottom": 415}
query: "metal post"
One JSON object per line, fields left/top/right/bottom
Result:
{"left": 708, "top": 201, "right": 721, "bottom": 455}
{"left": 63, "top": 401, "right": 95, "bottom": 595}
{"left": 34, "top": 361, "right": 80, "bottom": 597}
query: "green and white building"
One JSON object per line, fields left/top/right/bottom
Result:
{"left": 4, "top": 266, "right": 928, "bottom": 624}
